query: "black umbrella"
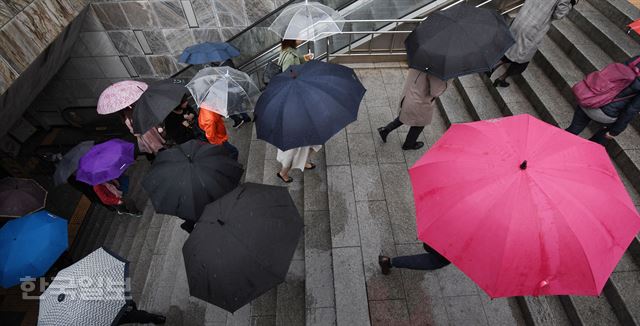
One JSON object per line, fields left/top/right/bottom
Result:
{"left": 0, "top": 178, "right": 47, "bottom": 217}
{"left": 182, "top": 183, "right": 303, "bottom": 313}
{"left": 142, "top": 140, "right": 243, "bottom": 222}
{"left": 53, "top": 141, "right": 94, "bottom": 186}
{"left": 254, "top": 60, "right": 366, "bottom": 151}
{"left": 405, "top": 4, "right": 514, "bottom": 79}
{"left": 132, "top": 80, "right": 188, "bottom": 134}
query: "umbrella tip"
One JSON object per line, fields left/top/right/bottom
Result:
{"left": 217, "top": 219, "right": 225, "bottom": 226}
{"left": 57, "top": 293, "right": 65, "bottom": 302}
{"left": 519, "top": 160, "right": 527, "bottom": 170}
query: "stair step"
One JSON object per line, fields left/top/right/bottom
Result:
{"left": 603, "top": 252, "right": 640, "bottom": 325}
{"left": 454, "top": 74, "right": 503, "bottom": 120}
{"left": 481, "top": 72, "right": 539, "bottom": 118}
{"left": 102, "top": 214, "right": 125, "bottom": 252}
{"left": 559, "top": 295, "right": 621, "bottom": 326}
{"left": 585, "top": 0, "right": 640, "bottom": 40}
{"left": 132, "top": 215, "right": 169, "bottom": 301}
{"left": 569, "top": 0, "right": 640, "bottom": 63}
{"left": 436, "top": 82, "right": 473, "bottom": 126}
{"left": 517, "top": 296, "right": 572, "bottom": 326}
{"left": 548, "top": 18, "right": 612, "bottom": 73}
{"left": 85, "top": 208, "right": 117, "bottom": 258}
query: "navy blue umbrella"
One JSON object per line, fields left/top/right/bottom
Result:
{"left": 179, "top": 42, "right": 241, "bottom": 65}
{"left": 255, "top": 60, "right": 366, "bottom": 151}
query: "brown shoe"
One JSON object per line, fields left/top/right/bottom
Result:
{"left": 378, "top": 255, "right": 392, "bottom": 275}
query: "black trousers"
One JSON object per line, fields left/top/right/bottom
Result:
{"left": 501, "top": 56, "right": 530, "bottom": 78}
{"left": 565, "top": 106, "right": 610, "bottom": 145}
{"left": 385, "top": 117, "right": 424, "bottom": 147}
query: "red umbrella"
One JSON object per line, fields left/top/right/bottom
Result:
{"left": 628, "top": 18, "right": 640, "bottom": 36}
{"left": 409, "top": 114, "right": 640, "bottom": 297}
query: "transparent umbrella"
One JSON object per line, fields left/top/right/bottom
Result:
{"left": 269, "top": 0, "right": 344, "bottom": 41}
{"left": 186, "top": 67, "right": 261, "bottom": 117}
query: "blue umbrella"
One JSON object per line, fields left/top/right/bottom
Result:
{"left": 0, "top": 211, "right": 68, "bottom": 288}
{"left": 179, "top": 42, "right": 241, "bottom": 65}
{"left": 255, "top": 60, "right": 366, "bottom": 151}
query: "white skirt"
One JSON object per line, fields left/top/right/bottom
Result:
{"left": 277, "top": 145, "right": 322, "bottom": 171}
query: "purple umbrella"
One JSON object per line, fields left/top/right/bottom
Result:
{"left": 76, "top": 139, "right": 135, "bottom": 185}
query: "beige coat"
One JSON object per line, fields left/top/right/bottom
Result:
{"left": 398, "top": 69, "right": 448, "bottom": 126}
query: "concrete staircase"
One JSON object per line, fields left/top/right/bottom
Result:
{"left": 431, "top": 0, "right": 640, "bottom": 324}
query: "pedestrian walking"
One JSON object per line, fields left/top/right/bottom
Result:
{"left": 566, "top": 55, "right": 640, "bottom": 144}
{"left": 275, "top": 38, "right": 317, "bottom": 183}
{"left": 198, "top": 107, "right": 239, "bottom": 160}
{"left": 164, "top": 96, "right": 197, "bottom": 145}
{"left": 93, "top": 176, "right": 140, "bottom": 215}
{"left": 216, "top": 58, "right": 253, "bottom": 128}
{"left": 489, "top": 0, "right": 576, "bottom": 87}
{"left": 117, "top": 301, "right": 166, "bottom": 325}
{"left": 377, "top": 69, "right": 447, "bottom": 150}
{"left": 122, "top": 107, "right": 166, "bottom": 161}
{"left": 378, "top": 243, "right": 450, "bottom": 274}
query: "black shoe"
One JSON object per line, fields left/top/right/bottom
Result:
{"left": 378, "top": 256, "right": 392, "bottom": 275}
{"left": 377, "top": 127, "right": 390, "bottom": 143}
{"left": 151, "top": 314, "right": 166, "bottom": 324}
{"left": 180, "top": 221, "right": 195, "bottom": 233}
{"left": 232, "top": 119, "right": 245, "bottom": 129}
{"left": 243, "top": 116, "right": 252, "bottom": 123}
{"left": 402, "top": 141, "right": 424, "bottom": 150}
{"left": 493, "top": 79, "right": 510, "bottom": 88}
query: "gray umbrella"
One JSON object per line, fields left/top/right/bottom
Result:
{"left": 0, "top": 177, "right": 47, "bottom": 218}
{"left": 182, "top": 183, "right": 303, "bottom": 312}
{"left": 53, "top": 141, "right": 95, "bottom": 186}
{"left": 38, "top": 247, "right": 129, "bottom": 326}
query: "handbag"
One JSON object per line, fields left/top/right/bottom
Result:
{"left": 262, "top": 52, "right": 289, "bottom": 85}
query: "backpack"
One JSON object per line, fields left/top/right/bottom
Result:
{"left": 572, "top": 57, "right": 640, "bottom": 109}
{"left": 262, "top": 52, "right": 289, "bottom": 85}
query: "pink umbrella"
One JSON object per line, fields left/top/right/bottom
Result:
{"left": 409, "top": 114, "right": 640, "bottom": 297}
{"left": 97, "top": 81, "right": 148, "bottom": 115}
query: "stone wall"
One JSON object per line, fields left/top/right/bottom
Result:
{"left": 0, "top": 0, "right": 89, "bottom": 139}
{"left": 25, "top": 0, "right": 289, "bottom": 129}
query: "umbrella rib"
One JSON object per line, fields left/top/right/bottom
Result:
{"left": 526, "top": 175, "right": 600, "bottom": 293}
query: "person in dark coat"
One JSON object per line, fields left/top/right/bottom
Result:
{"left": 566, "top": 55, "right": 640, "bottom": 145}
{"left": 117, "top": 300, "right": 165, "bottom": 324}
{"left": 378, "top": 243, "right": 450, "bottom": 274}
{"left": 164, "top": 96, "right": 197, "bottom": 145}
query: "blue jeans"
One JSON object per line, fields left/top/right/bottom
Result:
{"left": 565, "top": 107, "right": 611, "bottom": 145}
{"left": 391, "top": 253, "right": 451, "bottom": 270}
{"left": 222, "top": 141, "right": 239, "bottom": 161}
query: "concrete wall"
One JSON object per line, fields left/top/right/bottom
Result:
{"left": 24, "top": 0, "right": 290, "bottom": 129}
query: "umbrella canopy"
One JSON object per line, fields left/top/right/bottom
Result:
{"left": 182, "top": 183, "right": 303, "bottom": 312}
{"left": 0, "top": 177, "right": 47, "bottom": 218}
{"left": 132, "top": 80, "right": 189, "bottom": 134}
{"left": 255, "top": 60, "right": 365, "bottom": 151}
{"left": 0, "top": 211, "right": 68, "bottom": 288}
{"left": 269, "top": 0, "right": 344, "bottom": 41}
{"left": 186, "top": 67, "right": 260, "bottom": 117}
{"left": 628, "top": 18, "right": 640, "bottom": 36}
{"left": 76, "top": 139, "right": 135, "bottom": 186}
{"left": 53, "top": 141, "right": 95, "bottom": 186}
{"left": 97, "top": 81, "right": 148, "bottom": 115}
{"left": 38, "top": 247, "right": 128, "bottom": 326}
{"left": 409, "top": 114, "right": 640, "bottom": 297}
{"left": 405, "top": 4, "right": 514, "bottom": 80}
{"left": 143, "top": 140, "right": 244, "bottom": 222}
{"left": 179, "top": 42, "right": 241, "bottom": 65}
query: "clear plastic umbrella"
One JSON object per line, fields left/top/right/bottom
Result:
{"left": 186, "top": 67, "right": 261, "bottom": 117}
{"left": 269, "top": 0, "right": 344, "bottom": 41}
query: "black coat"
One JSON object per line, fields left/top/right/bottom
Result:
{"left": 601, "top": 55, "right": 640, "bottom": 136}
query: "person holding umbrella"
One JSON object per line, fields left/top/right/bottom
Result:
{"left": 377, "top": 69, "right": 448, "bottom": 150}
{"left": 164, "top": 95, "right": 198, "bottom": 146}
{"left": 489, "top": 0, "right": 576, "bottom": 87}
{"left": 378, "top": 243, "right": 450, "bottom": 274}
{"left": 275, "top": 39, "right": 316, "bottom": 183}
{"left": 121, "top": 107, "right": 166, "bottom": 161}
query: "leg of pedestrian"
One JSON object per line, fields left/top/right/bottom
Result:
{"left": 565, "top": 107, "right": 593, "bottom": 135}
{"left": 402, "top": 126, "right": 425, "bottom": 150}
{"left": 378, "top": 117, "right": 403, "bottom": 143}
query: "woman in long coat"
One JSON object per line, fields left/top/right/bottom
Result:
{"left": 489, "top": 0, "right": 574, "bottom": 87}
{"left": 377, "top": 68, "right": 447, "bottom": 150}
{"left": 276, "top": 39, "right": 317, "bottom": 183}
